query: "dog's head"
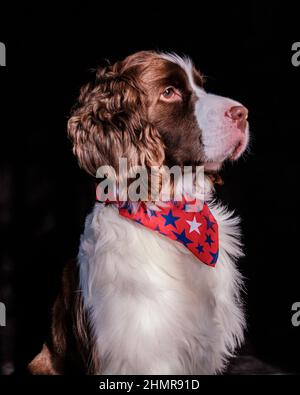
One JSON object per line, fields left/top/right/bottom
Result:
{"left": 68, "top": 51, "right": 249, "bottom": 176}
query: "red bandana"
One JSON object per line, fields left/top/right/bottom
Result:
{"left": 97, "top": 198, "right": 219, "bottom": 267}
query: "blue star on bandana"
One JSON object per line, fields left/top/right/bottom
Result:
{"left": 205, "top": 216, "right": 216, "bottom": 232}
{"left": 209, "top": 251, "right": 219, "bottom": 265}
{"left": 161, "top": 209, "right": 180, "bottom": 228}
{"left": 172, "top": 229, "right": 193, "bottom": 246}
{"left": 205, "top": 233, "right": 214, "bottom": 247}
{"left": 196, "top": 244, "right": 204, "bottom": 254}
{"left": 148, "top": 209, "right": 158, "bottom": 217}
{"left": 123, "top": 201, "right": 132, "bottom": 214}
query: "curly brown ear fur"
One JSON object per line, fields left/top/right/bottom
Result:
{"left": 67, "top": 53, "right": 165, "bottom": 176}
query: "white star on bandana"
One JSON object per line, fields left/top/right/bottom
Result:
{"left": 186, "top": 217, "right": 202, "bottom": 234}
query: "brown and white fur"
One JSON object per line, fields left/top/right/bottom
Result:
{"left": 29, "top": 51, "right": 249, "bottom": 375}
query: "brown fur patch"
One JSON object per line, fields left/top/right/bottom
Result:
{"left": 28, "top": 260, "right": 99, "bottom": 375}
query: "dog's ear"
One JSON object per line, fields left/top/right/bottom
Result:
{"left": 67, "top": 61, "right": 165, "bottom": 176}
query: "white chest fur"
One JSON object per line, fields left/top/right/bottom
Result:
{"left": 78, "top": 202, "right": 245, "bottom": 374}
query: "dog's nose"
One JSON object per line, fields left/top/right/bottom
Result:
{"left": 226, "top": 106, "right": 248, "bottom": 131}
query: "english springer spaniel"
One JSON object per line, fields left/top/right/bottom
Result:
{"left": 29, "top": 51, "right": 249, "bottom": 375}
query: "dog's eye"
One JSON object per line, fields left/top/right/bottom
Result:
{"left": 163, "top": 87, "right": 175, "bottom": 98}
{"left": 160, "top": 87, "right": 182, "bottom": 102}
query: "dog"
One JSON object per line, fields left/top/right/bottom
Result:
{"left": 29, "top": 51, "right": 249, "bottom": 375}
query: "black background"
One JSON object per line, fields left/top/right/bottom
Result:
{"left": 0, "top": 1, "right": 299, "bottom": 375}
